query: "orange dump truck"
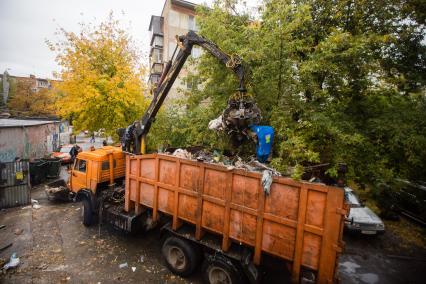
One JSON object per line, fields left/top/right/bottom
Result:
{"left": 67, "top": 147, "right": 346, "bottom": 284}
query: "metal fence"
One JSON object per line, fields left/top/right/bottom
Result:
{"left": 0, "top": 160, "right": 31, "bottom": 208}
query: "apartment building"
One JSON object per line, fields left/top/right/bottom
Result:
{"left": 148, "top": 0, "right": 201, "bottom": 101}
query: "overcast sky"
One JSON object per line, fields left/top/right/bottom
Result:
{"left": 0, "top": 0, "right": 214, "bottom": 79}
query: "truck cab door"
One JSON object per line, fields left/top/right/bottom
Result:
{"left": 71, "top": 158, "right": 88, "bottom": 192}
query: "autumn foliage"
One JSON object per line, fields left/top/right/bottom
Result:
{"left": 8, "top": 80, "right": 56, "bottom": 116}
{"left": 47, "top": 13, "right": 148, "bottom": 136}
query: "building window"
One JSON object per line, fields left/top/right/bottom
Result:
{"left": 153, "top": 35, "right": 164, "bottom": 47}
{"left": 188, "top": 15, "right": 197, "bottom": 31}
{"left": 169, "top": 10, "right": 192, "bottom": 30}
{"left": 37, "top": 80, "right": 48, "bottom": 88}
{"left": 151, "top": 48, "right": 163, "bottom": 63}
{"left": 152, "top": 63, "right": 163, "bottom": 74}
{"left": 150, "top": 74, "right": 161, "bottom": 85}
{"left": 169, "top": 10, "right": 180, "bottom": 27}
{"left": 180, "top": 13, "right": 189, "bottom": 29}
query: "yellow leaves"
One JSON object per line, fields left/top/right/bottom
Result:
{"left": 8, "top": 80, "right": 57, "bottom": 116}
{"left": 49, "top": 13, "right": 147, "bottom": 136}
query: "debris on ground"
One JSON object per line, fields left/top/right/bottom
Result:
{"left": 3, "top": 253, "right": 20, "bottom": 270}
{"left": 13, "top": 228, "right": 23, "bottom": 235}
{"left": 44, "top": 181, "right": 71, "bottom": 202}
{"left": 119, "top": 262, "right": 128, "bottom": 269}
{"left": 131, "top": 266, "right": 136, "bottom": 272}
{"left": 31, "top": 199, "right": 41, "bottom": 209}
{"left": 0, "top": 225, "right": 5, "bottom": 230}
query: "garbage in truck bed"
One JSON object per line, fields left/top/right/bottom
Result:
{"left": 165, "top": 147, "right": 281, "bottom": 177}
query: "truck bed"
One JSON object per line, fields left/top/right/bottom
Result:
{"left": 124, "top": 153, "right": 346, "bottom": 283}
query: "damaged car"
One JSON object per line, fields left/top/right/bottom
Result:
{"left": 344, "top": 186, "right": 385, "bottom": 235}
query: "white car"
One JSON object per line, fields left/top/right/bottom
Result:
{"left": 344, "top": 187, "right": 385, "bottom": 235}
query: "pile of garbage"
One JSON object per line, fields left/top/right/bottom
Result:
{"left": 44, "top": 179, "right": 71, "bottom": 202}
{"left": 167, "top": 147, "right": 281, "bottom": 195}
{"left": 168, "top": 147, "right": 280, "bottom": 174}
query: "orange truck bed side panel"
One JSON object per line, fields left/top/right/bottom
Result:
{"left": 125, "top": 154, "right": 346, "bottom": 283}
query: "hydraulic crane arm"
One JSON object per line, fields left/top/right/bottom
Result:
{"left": 122, "top": 31, "right": 259, "bottom": 154}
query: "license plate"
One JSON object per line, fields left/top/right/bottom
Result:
{"left": 361, "top": 230, "right": 376, "bottom": 235}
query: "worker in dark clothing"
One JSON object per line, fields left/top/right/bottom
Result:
{"left": 69, "top": 145, "right": 81, "bottom": 163}
{"left": 122, "top": 122, "right": 136, "bottom": 152}
{"left": 90, "top": 133, "right": 95, "bottom": 144}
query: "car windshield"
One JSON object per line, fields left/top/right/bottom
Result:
{"left": 60, "top": 146, "right": 72, "bottom": 153}
{"left": 344, "top": 188, "right": 362, "bottom": 207}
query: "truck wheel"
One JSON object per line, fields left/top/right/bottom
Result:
{"left": 162, "top": 236, "right": 200, "bottom": 277}
{"left": 203, "top": 256, "right": 244, "bottom": 284}
{"left": 81, "top": 198, "right": 94, "bottom": 226}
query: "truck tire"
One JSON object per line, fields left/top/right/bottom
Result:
{"left": 203, "top": 256, "right": 245, "bottom": 284}
{"left": 82, "top": 198, "right": 94, "bottom": 226}
{"left": 162, "top": 236, "right": 200, "bottom": 277}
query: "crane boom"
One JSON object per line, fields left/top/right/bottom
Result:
{"left": 121, "top": 31, "right": 261, "bottom": 154}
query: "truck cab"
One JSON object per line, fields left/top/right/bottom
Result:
{"left": 69, "top": 146, "right": 126, "bottom": 226}
{"left": 70, "top": 146, "right": 125, "bottom": 194}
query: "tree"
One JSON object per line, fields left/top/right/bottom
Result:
{"left": 153, "top": 0, "right": 426, "bottom": 184}
{"left": 8, "top": 80, "right": 56, "bottom": 116}
{"left": 47, "top": 13, "right": 148, "bottom": 137}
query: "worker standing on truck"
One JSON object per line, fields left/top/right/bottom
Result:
{"left": 249, "top": 125, "right": 274, "bottom": 163}
{"left": 69, "top": 144, "right": 81, "bottom": 163}
{"left": 122, "top": 121, "right": 140, "bottom": 152}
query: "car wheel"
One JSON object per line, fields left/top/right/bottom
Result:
{"left": 162, "top": 236, "right": 201, "bottom": 277}
{"left": 203, "top": 256, "right": 245, "bottom": 284}
{"left": 82, "top": 198, "right": 94, "bottom": 226}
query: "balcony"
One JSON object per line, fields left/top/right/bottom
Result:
{"left": 148, "top": 73, "right": 161, "bottom": 86}
{"left": 151, "top": 62, "right": 164, "bottom": 75}
{"left": 150, "top": 34, "right": 164, "bottom": 48}
{"left": 149, "top": 16, "right": 163, "bottom": 35}
{"left": 150, "top": 47, "right": 163, "bottom": 64}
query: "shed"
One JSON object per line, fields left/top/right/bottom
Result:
{"left": 0, "top": 118, "right": 68, "bottom": 162}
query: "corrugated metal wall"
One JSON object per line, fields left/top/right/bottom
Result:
{"left": 0, "top": 160, "right": 31, "bottom": 208}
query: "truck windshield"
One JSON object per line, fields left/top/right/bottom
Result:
{"left": 74, "top": 159, "right": 87, "bottom": 173}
